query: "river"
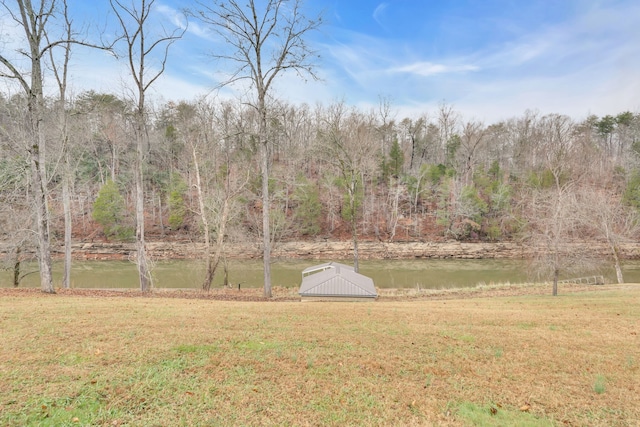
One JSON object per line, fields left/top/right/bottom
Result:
{"left": 3, "top": 258, "right": 638, "bottom": 289}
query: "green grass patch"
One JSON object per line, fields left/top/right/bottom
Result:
{"left": 172, "top": 343, "right": 219, "bottom": 354}
{"left": 455, "top": 401, "right": 554, "bottom": 426}
{"left": 593, "top": 374, "right": 607, "bottom": 394}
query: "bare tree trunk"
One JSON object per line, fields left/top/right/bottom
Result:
{"left": 30, "top": 137, "right": 54, "bottom": 293}
{"left": 223, "top": 261, "right": 229, "bottom": 288}
{"left": 612, "top": 244, "right": 624, "bottom": 284}
{"left": 49, "top": 1, "right": 73, "bottom": 290}
{"left": 203, "top": 248, "right": 214, "bottom": 290}
{"left": 413, "top": 174, "right": 425, "bottom": 237}
{"left": 387, "top": 180, "right": 401, "bottom": 241}
{"left": 202, "top": 197, "right": 232, "bottom": 292}
{"left": 157, "top": 193, "right": 164, "bottom": 236}
{"left": 135, "top": 141, "right": 152, "bottom": 292}
{"left": 27, "top": 74, "right": 54, "bottom": 293}
{"left": 352, "top": 222, "right": 360, "bottom": 273}
{"left": 13, "top": 247, "right": 21, "bottom": 288}
{"left": 134, "top": 115, "right": 152, "bottom": 292}
{"left": 349, "top": 182, "right": 360, "bottom": 273}
{"left": 261, "top": 139, "right": 272, "bottom": 297}
{"left": 192, "top": 145, "right": 212, "bottom": 291}
{"left": 62, "top": 175, "right": 72, "bottom": 288}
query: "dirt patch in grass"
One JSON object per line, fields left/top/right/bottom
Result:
{"left": 1, "top": 285, "right": 639, "bottom": 426}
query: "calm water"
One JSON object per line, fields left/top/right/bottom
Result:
{"left": 3, "top": 258, "right": 638, "bottom": 289}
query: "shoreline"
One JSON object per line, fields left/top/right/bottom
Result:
{"left": 2, "top": 282, "right": 636, "bottom": 301}
{"left": 49, "top": 240, "right": 640, "bottom": 261}
{"left": 4, "top": 240, "right": 640, "bottom": 264}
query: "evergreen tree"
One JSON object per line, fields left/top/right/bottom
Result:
{"left": 293, "top": 177, "right": 322, "bottom": 236}
{"left": 93, "top": 180, "right": 131, "bottom": 240}
{"left": 168, "top": 173, "right": 188, "bottom": 230}
{"left": 388, "top": 139, "right": 404, "bottom": 178}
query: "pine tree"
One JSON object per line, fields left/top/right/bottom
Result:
{"left": 93, "top": 180, "right": 131, "bottom": 240}
{"left": 168, "top": 173, "right": 188, "bottom": 230}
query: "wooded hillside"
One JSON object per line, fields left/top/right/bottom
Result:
{"left": 2, "top": 95, "right": 639, "bottom": 245}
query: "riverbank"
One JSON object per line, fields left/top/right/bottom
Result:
{"left": 46, "top": 240, "right": 640, "bottom": 261}
{"left": 1, "top": 281, "right": 635, "bottom": 302}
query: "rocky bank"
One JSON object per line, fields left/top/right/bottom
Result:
{"left": 48, "top": 240, "right": 640, "bottom": 261}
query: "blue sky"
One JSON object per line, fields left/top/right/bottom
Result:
{"left": 3, "top": 0, "right": 639, "bottom": 122}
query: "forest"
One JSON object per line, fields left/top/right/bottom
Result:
{"left": 2, "top": 0, "right": 640, "bottom": 295}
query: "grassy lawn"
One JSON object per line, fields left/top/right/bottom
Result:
{"left": 1, "top": 286, "right": 639, "bottom": 426}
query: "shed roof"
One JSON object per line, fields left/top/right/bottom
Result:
{"left": 302, "top": 261, "right": 354, "bottom": 276}
{"left": 299, "top": 262, "right": 377, "bottom": 299}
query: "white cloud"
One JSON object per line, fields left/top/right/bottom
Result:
{"left": 185, "top": 20, "right": 215, "bottom": 41}
{"left": 372, "top": 3, "right": 389, "bottom": 27}
{"left": 155, "top": 3, "right": 187, "bottom": 30}
{"left": 390, "top": 62, "right": 479, "bottom": 77}
{"left": 149, "top": 72, "right": 211, "bottom": 102}
{"left": 323, "top": 39, "right": 383, "bottom": 88}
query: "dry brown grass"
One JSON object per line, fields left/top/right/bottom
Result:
{"left": 1, "top": 285, "right": 639, "bottom": 426}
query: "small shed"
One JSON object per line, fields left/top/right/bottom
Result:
{"left": 299, "top": 262, "right": 378, "bottom": 301}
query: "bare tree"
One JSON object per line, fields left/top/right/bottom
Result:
{"left": 437, "top": 102, "right": 460, "bottom": 165}
{"left": 399, "top": 116, "right": 427, "bottom": 171}
{"left": 46, "top": 0, "right": 73, "bottom": 288}
{"left": 110, "top": 0, "right": 185, "bottom": 291}
{"left": 179, "top": 99, "right": 249, "bottom": 291}
{"left": 0, "top": 141, "right": 34, "bottom": 287}
{"left": 75, "top": 91, "right": 130, "bottom": 184}
{"left": 193, "top": 0, "right": 321, "bottom": 297}
{"left": 1, "top": 0, "right": 112, "bottom": 292}
{"left": 522, "top": 114, "right": 592, "bottom": 295}
{"left": 579, "top": 186, "right": 640, "bottom": 284}
{"left": 509, "top": 110, "right": 540, "bottom": 178}
{"left": 457, "top": 120, "right": 487, "bottom": 186}
{"left": 0, "top": 0, "right": 69, "bottom": 293}
{"left": 318, "top": 103, "right": 377, "bottom": 272}
{"left": 525, "top": 183, "right": 581, "bottom": 295}
{"left": 375, "top": 96, "right": 395, "bottom": 154}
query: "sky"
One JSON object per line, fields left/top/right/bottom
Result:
{"left": 2, "top": 0, "right": 640, "bottom": 123}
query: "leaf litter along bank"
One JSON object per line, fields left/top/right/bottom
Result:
{"left": 0, "top": 281, "right": 629, "bottom": 302}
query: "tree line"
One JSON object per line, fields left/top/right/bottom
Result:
{"left": 2, "top": 0, "right": 639, "bottom": 295}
